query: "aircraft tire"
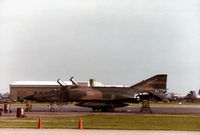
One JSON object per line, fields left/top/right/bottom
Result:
{"left": 101, "top": 108, "right": 108, "bottom": 112}
{"left": 92, "top": 108, "right": 97, "bottom": 111}
{"left": 50, "top": 108, "right": 54, "bottom": 112}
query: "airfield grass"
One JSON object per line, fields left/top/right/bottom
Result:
{"left": 0, "top": 114, "right": 200, "bottom": 131}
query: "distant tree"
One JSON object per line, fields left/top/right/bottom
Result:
{"left": 3, "top": 92, "right": 10, "bottom": 98}
{"left": 0, "top": 93, "right": 2, "bottom": 99}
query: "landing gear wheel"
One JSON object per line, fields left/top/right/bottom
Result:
{"left": 101, "top": 108, "right": 108, "bottom": 112}
{"left": 92, "top": 108, "right": 97, "bottom": 111}
{"left": 50, "top": 108, "right": 54, "bottom": 112}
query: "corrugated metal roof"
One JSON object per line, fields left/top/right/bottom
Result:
{"left": 10, "top": 81, "right": 71, "bottom": 86}
{"left": 10, "top": 81, "right": 129, "bottom": 88}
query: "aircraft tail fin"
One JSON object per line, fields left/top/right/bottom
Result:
{"left": 130, "top": 74, "right": 167, "bottom": 91}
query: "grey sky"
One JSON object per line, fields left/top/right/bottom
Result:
{"left": 0, "top": 0, "right": 200, "bottom": 94}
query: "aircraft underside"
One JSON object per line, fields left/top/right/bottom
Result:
{"left": 75, "top": 101, "right": 129, "bottom": 111}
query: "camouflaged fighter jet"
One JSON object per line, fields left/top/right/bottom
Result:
{"left": 25, "top": 74, "right": 167, "bottom": 111}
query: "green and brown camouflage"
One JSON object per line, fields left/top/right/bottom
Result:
{"left": 25, "top": 74, "right": 167, "bottom": 111}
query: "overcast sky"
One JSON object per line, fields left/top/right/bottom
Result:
{"left": 0, "top": 0, "right": 200, "bottom": 94}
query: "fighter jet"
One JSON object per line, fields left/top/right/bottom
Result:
{"left": 166, "top": 91, "right": 200, "bottom": 103}
{"left": 25, "top": 74, "right": 167, "bottom": 111}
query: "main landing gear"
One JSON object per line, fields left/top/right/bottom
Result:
{"left": 140, "top": 100, "right": 152, "bottom": 113}
{"left": 92, "top": 107, "right": 115, "bottom": 112}
{"left": 92, "top": 103, "right": 115, "bottom": 112}
{"left": 48, "top": 102, "right": 64, "bottom": 112}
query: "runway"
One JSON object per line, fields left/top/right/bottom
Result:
{"left": 0, "top": 129, "right": 200, "bottom": 135}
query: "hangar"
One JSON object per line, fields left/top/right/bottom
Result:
{"left": 10, "top": 80, "right": 103, "bottom": 101}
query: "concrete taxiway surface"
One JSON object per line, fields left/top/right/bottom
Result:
{"left": 1, "top": 105, "right": 200, "bottom": 119}
{"left": 5, "top": 105, "right": 200, "bottom": 114}
{"left": 0, "top": 129, "right": 200, "bottom": 135}
{"left": 5, "top": 105, "right": 200, "bottom": 113}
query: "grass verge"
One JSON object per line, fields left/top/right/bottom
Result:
{"left": 1, "top": 114, "right": 200, "bottom": 130}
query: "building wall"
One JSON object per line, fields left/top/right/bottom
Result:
{"left": 10, "top": 86, "right": 60, "bottom": 101}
